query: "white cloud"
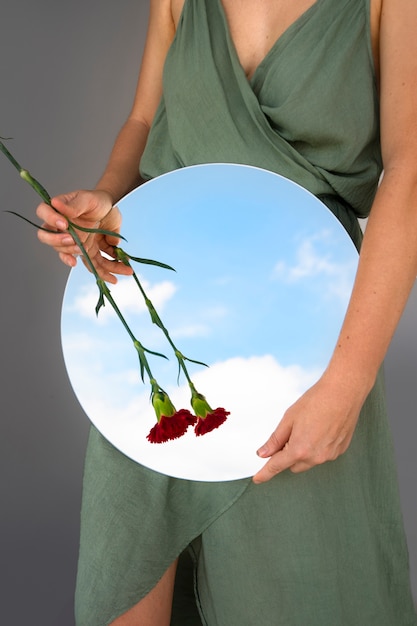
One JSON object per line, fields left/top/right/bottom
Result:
{"left": 61, "top": 345, "right": 323, "bottom": 480}
{"left": 68, "top": 275, "right": 177, "bottom": 324}
{"left": 167, "top": 302, "right": 230, "bottom": 341}
{"left": 168, "top": 354, "right": 320, "bottom": 419}
{"left": 272, "top": 231, "right": 356, "bottom": 304}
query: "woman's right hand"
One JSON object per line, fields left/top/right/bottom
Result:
{"left": 36, "top": 189, "right": 133, "bottom": 283}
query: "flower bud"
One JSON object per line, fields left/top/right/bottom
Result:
{"left": 152, "top": 387, "right": 177, "bottom": 421}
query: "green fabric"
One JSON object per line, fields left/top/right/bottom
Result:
{"left": 75, "top": 0, "right": 417, "bottom": 624}
{"left": 75, "top": 427, "right": 249, "bottom": 625}
{"left": 189, "top": 373, "right": 415, "bottom": 625}
{"left": 140, "top": 0, "right": 382, "bottom": 218}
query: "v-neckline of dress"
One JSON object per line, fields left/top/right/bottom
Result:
{"left": 216, "top": 0, "right": 325, "bottom": 83}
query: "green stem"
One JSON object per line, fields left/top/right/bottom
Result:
{"left": 1, "top": 140, "right": 163, "bottom": 387}
{"left": 0, "top": 140, "right": 22, "bottom": 174}
{"left": 116, "top": 248, "right": 198, "bottom": 386}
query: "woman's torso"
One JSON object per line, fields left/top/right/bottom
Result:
{"left": 171, "top": 0, "right": 382, "bottom": 81}
{"left": 140, "top": 0, "right": 382, "bottom": 220}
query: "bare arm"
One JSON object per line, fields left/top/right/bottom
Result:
{"left": 94, "top": 0, "right": 177, "bottom": 204}
{"left": 36, "top": 0, "right": 176, "bottom": 281}
{"left": 253, "top": 0, "right": 417, "bottom": 482}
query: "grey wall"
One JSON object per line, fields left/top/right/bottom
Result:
{"left": 0, "top": 2, "right": 415, "bottom": 624}
{"left": 1, "top": 3, "right": 149, "bottom": 624}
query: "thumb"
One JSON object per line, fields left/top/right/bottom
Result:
{"left": 51, "top": 192, "right": 81, "bottom": 219}
{"left": 256, "top": 420, "right": 292, "bottom": 458}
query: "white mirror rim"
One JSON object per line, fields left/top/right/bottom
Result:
{"left": 61, "top": 164, "right": 358, "bottom": 481}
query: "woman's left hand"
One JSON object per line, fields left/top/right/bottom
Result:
{"left": 252, "top": 373, "right": 366, "bottom": 483}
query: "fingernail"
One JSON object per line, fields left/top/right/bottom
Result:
{"left": 56, "top": 219, "right": 67, "bottom": 229}
{"left": 62, "top": 236, "right": 73, "bottom": 244}
{"left": 256, "top": 445, "right": 269, "bottom": 457}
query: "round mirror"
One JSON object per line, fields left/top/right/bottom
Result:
{"left": 61, "top": 164, "right": 358, "bottom": 481}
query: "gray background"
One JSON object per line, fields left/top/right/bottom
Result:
{"left": 0, "top": 2, "right": 415, "bottom": 624}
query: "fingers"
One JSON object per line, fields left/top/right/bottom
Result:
{"left": 36, "top": 199, "right": 76, "bottom": 255}
{"left": 256, "top": 421, "right": 292, "bottom": 459}
{"left": 51, "top": 189, "right": 114, "bottom": 224}
{"left": 50, "top": 191, "right": 89, "bottom": 220}
{"left": 37, "top": 227, "right": 79, "bottom": 252}
{"left": 59, "top": 250, "right": 79, "bottom": 268}
{"left": 252, "top": 414, "right": 342, "bottom": 484}
{"left": 36, "top": 201, "right": 80, "bottom": 266}
{"left": 36, "top": 200, "right": 68, "bottom": 229}
{"left": 253, "top": 438, "right": 323, "bottom": 484}
{"left": 81, "top": 252, "right": 133, "bottom": 284}
{"left": 57, "top": 246, "right": 133, "bottom": 281}
{"left": 251, "top": 374, "right": 362, "bottom": 484}
{"left": 253, "top": 429, "right": 348, "bottom": 484}
{"left": 253, "top": 442, "right": 323, "bottom": 484}
{"left": 36, "top": 216, "right": 82, "bottom": 267}
{"left": 50, "top": 191, "right": 78, "bottom": 212}
{"left": 34, "top": 189, "right": 127, "bottom": 281}
{"left": 36, "top": 190, "right": 116, "bottom": 233}
{"left": 37, "top": 194, "right": 78, "bottom": 225}
{"left": 252, "top": 420, "right": 293, "bottom": 484}
{"left": 252, "top": 445, "right": 295, "bottom": 484}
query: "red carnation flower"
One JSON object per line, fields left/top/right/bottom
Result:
{"left": 147, "top": 385, "right": 196, "bottom": 443}
{"left": 190, "top": 387, "right": 229, "bottom": 437}
{"left": 194, "top": 407, "right": 229, "bottom": 436}
{"left": 147, "top": 409, "right": 195, "bottom": 443}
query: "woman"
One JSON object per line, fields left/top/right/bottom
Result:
{"left": 36, "top": 0, "right": 417, "bottom": 624}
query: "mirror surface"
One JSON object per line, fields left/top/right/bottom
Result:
{"left": 61, "top": 164, "right": 358, "bottom": 480}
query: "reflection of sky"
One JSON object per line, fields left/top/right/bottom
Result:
{"left": 61, "top": 164, "right": 358, "bottom": 480}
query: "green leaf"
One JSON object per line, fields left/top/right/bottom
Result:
{"left": 72, "top": 223, "right": 127, "bottom": 241}
{"left": 5, "top": 210, "right": 62, "bottom": 233}
{"left": 95, "top": 289, "right": 105, "bottom": 316}
{"left": 143, "top": 346, "right": 169, "bottom": 360}
{"left": 138, "top": 354, "right": 146, "bottom": 382}
{"left": 184, "top": 355, "right": 209, "bottom": 368}
{"left": 123, "top": 252, "right": 175, "bottom": 272}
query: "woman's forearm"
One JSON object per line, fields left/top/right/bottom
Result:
{"left": 254, "top": 165, "right": 417, "bottom": 483}
{"left": 94, "top": 116, "right": 151, "bottom": 205}
{"left": 325, "top": 165, "right": 417, "bottom": 396}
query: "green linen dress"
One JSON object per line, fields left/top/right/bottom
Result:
{"left": 74, "top": 0, "right": 417, "bottom": 624}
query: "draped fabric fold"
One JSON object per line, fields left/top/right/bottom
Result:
{"left": 75, "top": 428, "right": 251, "bottom": 625}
